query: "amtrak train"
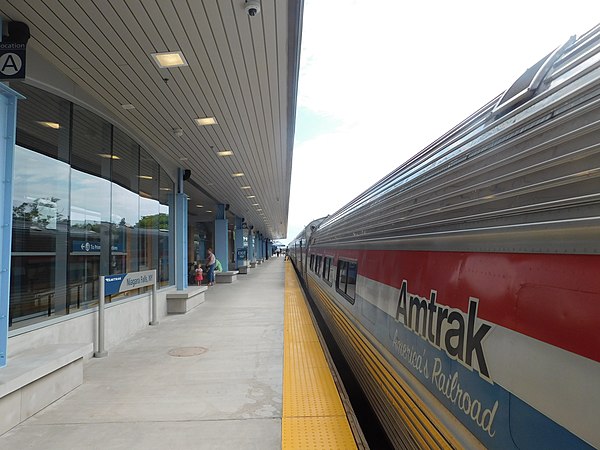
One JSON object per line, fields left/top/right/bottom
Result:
{"left": 289, "top": 24, "right": 600, "bottom": 450}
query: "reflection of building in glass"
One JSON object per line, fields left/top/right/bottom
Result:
{"left": 9, "top": 82, "right": 174, "bottom": 329}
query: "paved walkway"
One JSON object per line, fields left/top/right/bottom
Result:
{"left": 0, "top": 258, "right": 286, "bottom": 450}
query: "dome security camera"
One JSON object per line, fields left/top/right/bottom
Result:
{"left": 245, "top": 0, "right": 261, "bottom": 17}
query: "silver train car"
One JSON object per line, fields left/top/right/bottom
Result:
{"left": 289, "top": 24, "right": 600, "bottom": 450}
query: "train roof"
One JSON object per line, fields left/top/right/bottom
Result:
{"left": 312, "top": 23, "right": 600, "bottom": 254}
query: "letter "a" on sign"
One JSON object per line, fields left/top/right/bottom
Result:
{"left": 0, "top": 49, "right": 26, "bottom": 79}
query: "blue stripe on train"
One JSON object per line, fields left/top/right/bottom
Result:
{"left": 354, "top": 294, "right": 593, "bottom": 449}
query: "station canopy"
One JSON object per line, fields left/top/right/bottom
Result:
{"left": 0, "top": 0, "right": 303, "bottom": 240}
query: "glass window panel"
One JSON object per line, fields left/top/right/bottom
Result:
{"left": 110, "top": 128, "right": 139, "bottom": 276}
{"left": 138, "top": 149, "right": 159, "bottom": 273}
{"left": 10, "top": 147, "right": 70, "bottom": 328}
{"left": 158, "top": 167, "right": 173, "bottom": 286}
{"left": 347, "top": 262, "right": 358, "bottom": 299}
{"left": 71, "top": 104, "right": 112, "bottom": 178}
{"left": 14, "top": 81, "right": 70, "bottom": 162}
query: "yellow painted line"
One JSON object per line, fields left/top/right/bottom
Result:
{"left": 309, "top": 278, "right": 460, "bottom": 449}
{"left": 282, "top": 262, "right": 358, "bottom": 450}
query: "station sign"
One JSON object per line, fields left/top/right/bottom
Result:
{"left": 0, "top": 42, "right": 26, "bottom": 80}
{"left": 104, "top": 270, "right": 156, "bottom": 296}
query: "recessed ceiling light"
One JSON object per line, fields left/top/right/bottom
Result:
{"left": 160, "top": 187, "right": 171, "bottom": 191}
{"left": 232, "top": 172, "right": 244, "bottom": 177}
{"left": 251, "top": 203, "right": 259, "bottom": 206}
{"left": 121, "top": 104, "right": 135, "bottom": 110}
{"left": 217, "top": 150, "right": 233, "bottom": 156}
{"left": 196, "top": 205, "right": 204, "bottom": 208}
{"left": 151, "top": 51, "right": 188, "bottom": 68}
{"left": 206, "top": 210, "right": 213, "bottom": 213}
{"left": 247, "top": 195, "right": 256, "bottom": 198}
{"left": 241, "top": 186, "right": 251, "bottom": 189}
{"left": 98, "top": 153, "right": 120, "bottom": 160}
{"left": 138, "top": 175, "right": 153, "bottom": 180}
{"left": 179, "top": 156, "right": 188, "bottom": 161}
{"left": 256, "top": 208, "right": 263, "bottom": 211}
{"left": 36, "top": 121, "right": 60, "bottom": 129}
{"left": 194, "top": 117, "right": 217, "bottom": 126}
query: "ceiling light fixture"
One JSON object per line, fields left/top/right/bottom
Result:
{"left": 37, "top": 121, "right": 60, "bottom": 129}
{"left": 194, "top": 117, "right": 217, "bottom": 126}
{"left": 246, "top": 195, "right": 256, "bottom": 198}
{"left": 196, "top": 204, "right": 204, "bottom": 208}
{"left": 217, "top": 150, "right": 233, "bottom": 156}
{"left": 151, "top": 51, "right": 188, "bottom": 68}
{"left": 232, "top": 172, "right": 244, "bottom": 177}
{"left": 121, "top": 104, "right": 135, "bottom": 110}
{"left": 241, "top": 186, "right": 251, "bottom": 189}
{"left": 98, "top": 153, "right": 120, "bottom": 160}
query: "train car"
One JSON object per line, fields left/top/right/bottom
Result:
{"left": 289, "top": 24, "right": 600, "bottom": 449}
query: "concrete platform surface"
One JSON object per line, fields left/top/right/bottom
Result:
{"left": 0, "top": 258, "right": 284, "bottom": 450}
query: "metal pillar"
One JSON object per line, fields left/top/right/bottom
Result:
{"left": 234, "top": 216, "right": 244, "bottom": 269}
{"left": 248, "top": 228, "right": 255, "bottom": 262}
{"left": 215, "top": 204, "right": 228, "bottom": 271}
{"left": 175, "top": 168, "right": 188, "bottom": 290}
{"left": 0, "top": 84, "right": 23, "bottom": 368}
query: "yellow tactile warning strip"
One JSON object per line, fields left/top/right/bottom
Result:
{"left": 282, "top": 262, "right": 358, "bottom": 450}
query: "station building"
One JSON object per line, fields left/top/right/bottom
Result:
{"left": 0, "top": 1, "right": 303, "bottom": 368}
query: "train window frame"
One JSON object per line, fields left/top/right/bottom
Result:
{"left": 335, "top": 258, "right": 357, "bottom": 304}
{"left": 309, "top": 254, "right": 315, "bottom": 271}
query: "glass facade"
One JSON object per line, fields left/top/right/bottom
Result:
{"left": 9, "top": 82, "right": 174, "bottom": 329}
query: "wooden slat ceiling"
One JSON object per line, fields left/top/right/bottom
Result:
{"left": 0, "top": 0, "right": 303, "bottom": 239}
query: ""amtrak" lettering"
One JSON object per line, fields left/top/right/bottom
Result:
{"left": 395, "top": 280, "right": 492, "bottom": 379}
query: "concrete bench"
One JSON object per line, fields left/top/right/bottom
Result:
{"left": 238, "top": 265, "right": 249, "bottom": 274}
{"left": 0, "top": 343, "right": 93, "bottom": 435}
{"left": 250, "top": 261, "right": 257, "bottom": 268}
{"left": 166, "top": 286, "right": 207, "bottom": 314}
{"left": 215, "top": 271, "right": 239, "bottom": 283}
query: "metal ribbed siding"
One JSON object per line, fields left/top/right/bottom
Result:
{"left": 282, "top": 262, "right": 357, "bottom": 449}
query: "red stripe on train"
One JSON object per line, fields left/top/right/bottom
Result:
{"left": 324, "top": 248, "right": 600, "bottom": 364}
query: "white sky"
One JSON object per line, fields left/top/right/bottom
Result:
{"left": 282, "top": 0, "right": 600, "bottom": 243}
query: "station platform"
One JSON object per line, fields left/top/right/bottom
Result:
{"left": 0, "top": 258, "right": 363, "bottom": 449}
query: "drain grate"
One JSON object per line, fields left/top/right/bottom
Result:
{"left": 168, "top": 346, "right": 208, "bottom": 357}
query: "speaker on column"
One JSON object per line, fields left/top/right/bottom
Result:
{"left": 183, "top": 169, "right": 191, "bottom": 180}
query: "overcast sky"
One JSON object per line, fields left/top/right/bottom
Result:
{"left": 282, "top": 0, "right": 600, "bottom": 243}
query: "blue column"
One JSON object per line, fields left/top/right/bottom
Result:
{"left": 215, "top": 204, "right": 228, "bottom": 271}
{"left": 0, "top": 84, "right": 23, "bottom": 368}
{"left": 175, "top": 169, "right": 188, "bottom": 290}
{"left": 266, "top": 238, "right": 270, "bottom": 259}
{"left": 248, "top": 228, "right": 255, "bottom": 262}
{"left": 234, "top": 216, "right": 245, "bottom": 269}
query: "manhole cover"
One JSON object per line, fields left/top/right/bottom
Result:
{"left": 168, "top": 346, "right": 208, "bottom": 357}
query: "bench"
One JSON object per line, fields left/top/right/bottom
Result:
{"left": 215, "top": 271, "right": 239, "bottom": 283}
{"left": 166, "top": 286, "right": 207, "bottom": 314}
{"left": 0, "top": 343, "right": 93, "bottom": 435}
{"left": 237, "top": 265, "right": 249, "bottom": 274}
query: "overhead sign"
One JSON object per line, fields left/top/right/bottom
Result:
{"left": 0, "top": 43, "right": 26, "bottom": 80}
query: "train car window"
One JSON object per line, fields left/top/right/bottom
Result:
{"left": 309, "top": 254, "right": 314, "bottom": 271}
{"left": 336, "top": 259, "right": 357, "bottom": 304}
{"left": 323, "top": 257, "right": 333, "bottom": 286}
{"left": 316, "top": 255, "right": 322, "bottom": 276}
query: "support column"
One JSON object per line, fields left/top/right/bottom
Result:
{"left": 215, "top": 204, "right": 228, "bottom": 271}
{"left": 234, "top": 216, "right": 245, "bottom": 269}
{"left": 0, "top": 84, "right": 23, "bottom": 368}
{"left": 248, "top": 228, "right": 255, "bottom": 262}
{"left": 265, "top": 238, "right": 270, "bottom": 260}
{"left": 175, "top": 168, "right": 188, "bottom": 290}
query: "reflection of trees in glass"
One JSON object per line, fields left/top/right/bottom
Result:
{"left": 137, "top": 213, "right": 168, "bottom": 230}
{"left": 13, "top": 197, "right": 64, "bottom": 229}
